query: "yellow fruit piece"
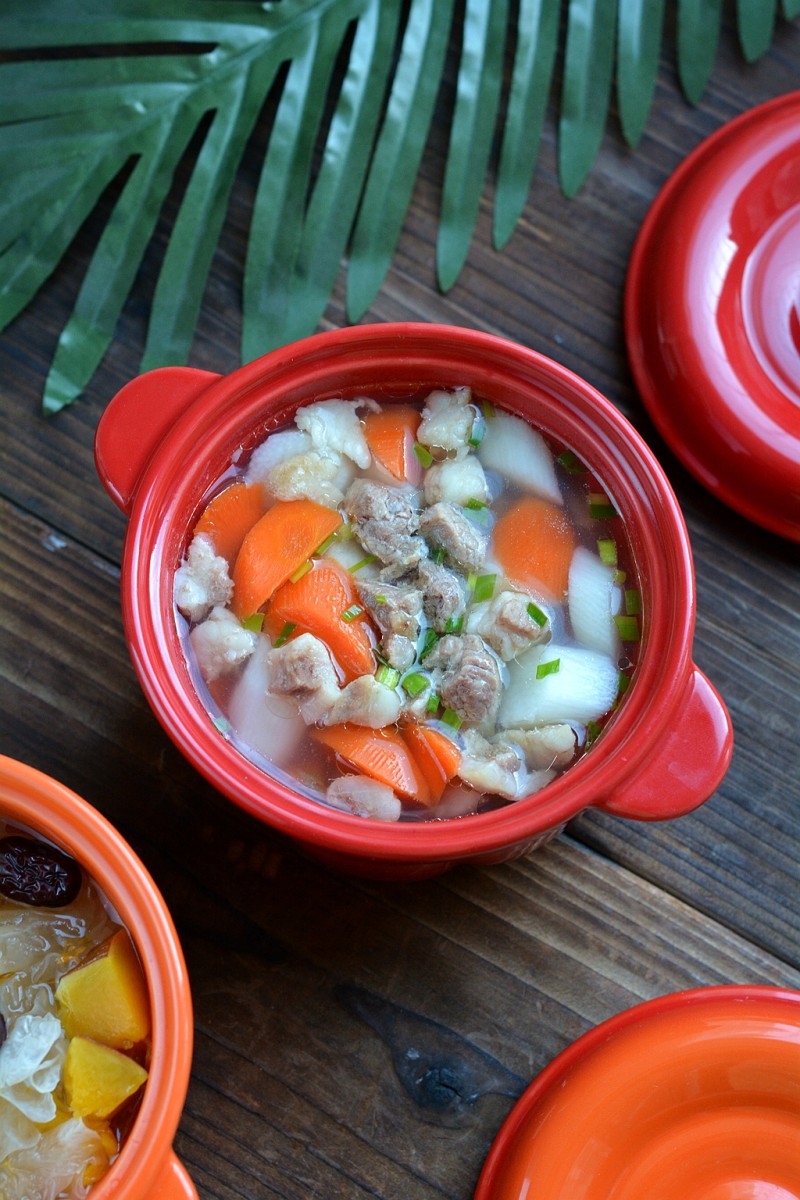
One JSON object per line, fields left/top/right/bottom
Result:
{"left": 56, "top": 929, "right": 150, "bottom": 1049}
{"left": 63, "top": 1036, "right": 148, "bottom": 1119}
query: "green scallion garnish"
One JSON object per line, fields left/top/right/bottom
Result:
{"left": 482, "top": 399, "right": 495, "bottom": 420}
{"left": 589, "top": 493, "right": 619, "bottom": 520}
{"left": 527, "top": 601, "right": 548, "bottom": 628}
{"left": 441, "top": 707, "right": 463, "bottom": 730}
{"left": 375, "top": 664, "right": 400, "bottom": 689}
{"left": 585, "top": 720, "right": 603, "bottom": 748}
{"left": 536, "top": 657, "right": 561, "bottom": 680}
{"left": 597, "top": 538, "right": 617, "bottom": 567}
{"left": 274, "top": 621, "right": 296, "bottom": 648}
{"left": 241, "top": 612, "right": 264, "bottom": 633}
{"left": 337, "top": 521, "right": 353, "bottom": 540}
{"left": 472, "top": 573, "right": 496, "bottom": 604}
{"left": 465, "top": 497, "right": 487, "bottom": 511}
{"left": 468, "top": 426, "right": 485, "bottom": 448}
{"left": 557, "top": 449, "right": 585, "bottom": 474}
{"left": 289, "top": 559, "right": 312, "bottom": 583}
{"left": 419, "top": 628, "right": 439, "bottom": 659}
{"left": 414, "top": 442, "right": 433, "bottom": 468}
{"left": 348, "top": 554, "right": 378, "bottom": 573}
{"left": 342, "top": 604, "right": 363, "bottom": 623}
{"left": 314, "top": 532, "right": 338, "bottom": 556}
{"left": 624, "top": 588, "right": 641, "bottom": 616}
{"left": 433, "top": 547, "right": 447, "bottom": 565}
{"left": 426, "top": 692, "right": 441, "bottom": 713}
{"left": 374, "top": 594, "right": 387, "bottom": 604}
{"left": 402, "top": 672, "right": 429, "bottom": 697}
{"left": 614, "top": 569, "right": 627, "bottom": 585}
{"left": 614, "top": 614, "right": 640, "bottom": 641}
{"left": 444, "top": 615, "right": 464, "bottom": 633}
{"left": 618, "top": 671, "right": 632, "bottom": 696}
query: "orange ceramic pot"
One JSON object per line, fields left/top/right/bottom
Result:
{"left": 0, "top": 755, "right": 196, "bottom": 1200}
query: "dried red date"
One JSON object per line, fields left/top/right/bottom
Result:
{"left": 0, "top": 836, "right": 82, "bottom": 907}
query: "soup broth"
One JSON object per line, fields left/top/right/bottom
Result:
{"left": 175, "top": 388, "right": 640, "bottom": 822}
{"left": 0, "top": 821, "right": 151, "bottom": 1198}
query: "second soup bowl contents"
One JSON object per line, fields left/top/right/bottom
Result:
{"left": 95, "top": 323, "right": 733, "bottom": 879}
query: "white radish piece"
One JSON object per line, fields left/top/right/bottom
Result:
{"left": 568, "top": 547, "right": 621, "bottom": 658}
{"left": 477, "top": 411, "right": 562, "bottom": 504}
{"left": 227, "top": 636, "right": 306, "bottom": 767}
{"left": 498, "top": 643, "right": 619, "bottom": 728}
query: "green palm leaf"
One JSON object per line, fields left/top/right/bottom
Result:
{"left": 0, "top": 0, "right": 795, "bottom": 412}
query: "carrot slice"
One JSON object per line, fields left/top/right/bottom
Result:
{"left": 314, "top": 724, "right": 430, "bottom": 804}
{"left": 492, "top": 496, "right": 577, "bottom": 599}
{"left": 193, "top": 481, "right": 267, "bottom": 567}
{"left": 231, "top": 498, "right": 342, "bottom": 618}
{"left": 269, "top": 560, "right": 376, "bottom": 682}
{"left": 363, "top": 405, "right": 423, "bottom": 484}
{"left": 402, "top": 723, "right": 461, "bottom": 805}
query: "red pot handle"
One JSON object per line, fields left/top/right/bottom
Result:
{"left": 149, "top": 1151, "right": 199, "bottom": 1199}
{"left": 95, "top": 367, "right": 220, "bottom": 514}
{"left": 597, "top": 666, "right": 733, "bottom": 820}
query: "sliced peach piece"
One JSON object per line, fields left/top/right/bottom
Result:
{"left": 63, "top": 1036, "right": 148, "bottom": 1119}
{"left": 56, "top": 929, "right": 150, "bottom": 1049}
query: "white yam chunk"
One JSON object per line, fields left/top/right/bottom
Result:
{"left": 322, "top": 538, "right": 380, "bottom": 578}
{"left": 246, "top": 428, "right": 313, "bottom": 482}
{"left": 478, "top": 411, "right": 562, "bottom": 504}
{"left": 246, "top": 427, "right": 355, "bottom": 506}
{"left": 417, "top": 387, "right": 474, "bottom": 451}
{"left": 189, "top": 607, "right": 257, "bottom": 683}
{"left": 227, "top": 636, "right": 306, "bottom": 767}
{"left": 568, "top": 547, "right": 622, "bottom": 658}
{"left": 498, "top": 643, "right": 619, "bottom": 728}
{"left": 174, "top": 533, "right": 233, "bottom": 623}
{"left": 325, "top": 775, "right": 401, "bottom": 822}
{"left": 295, "top": 397, "right": 378, "bottom": 468}
{"left": 423, "top": 455, "right": 490, "bottom": 506}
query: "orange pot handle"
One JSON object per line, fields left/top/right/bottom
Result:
{"left": 95, "top": 367, "right": 220, "bottom": 514}
{"left": 149, "top": 1151, "right": 198, "bottom": 1200}
{"left": 597, "top": 666, "right": 733, "bottom": 820}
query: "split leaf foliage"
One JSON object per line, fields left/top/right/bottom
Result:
{"left": 0, "top": 0, "right": 794, "bottom": 412}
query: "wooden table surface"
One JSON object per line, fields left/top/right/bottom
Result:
{"left": 2, "top": 13, "right": 799, "bottom": 1199}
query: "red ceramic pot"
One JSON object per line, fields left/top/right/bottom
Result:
{"left": 0, "top": 756, "right": 196, "bottom": 1199}
{"left": 475, "top": 985, "right": 800, "bottom": 1199}
{"left": 95, "top": 323, "right": 732, "bottom": 880}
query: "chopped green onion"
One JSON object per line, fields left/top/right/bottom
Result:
{"left": 465, "top": 497, "right": 488, "bottom": 511}
{"left": 414, "top": 442, "right": 433, "bottom": 468}
{"left": 348, "top": 554, "right": 377, "bottom": 573}
{"left": 241, "top": 613, "right": 264, "bottom": 633}
{"left": 624, "top": 588, "right": 641, "bottom": 616}
{"left": 482, "top": 399, "right": 495, "bottom": 420}
{"left": 402, "top": 672, "right": 429, "bottom": 697}
{"left": 314, "top": 532, "right": 338, "bottom": 556}
{"left": 585, "top": 720, "right": 603, "bottom": 748}
{"left": 597, "top": 538, "right": 617, "bottom": 567}
{"left": 375, "top": 664, "right": 400, "bottom": 689}
{"left": 614, "top": 615, "right": 640, "bottom": 641}
{"left": 419, "top": 628, "right": 439, "bottom": 659}
{"left": 444, "top": 615, "right": 464, "bottom": 633}
{"left": 374, "top": 594, "right": 387, "bottom": 604}
{"left": 441, "top": 708, "right": 463, "bottom": 730}
{"left": 526, "top": 601, "right": 548, "bottom": 628}
{"left": 468, "top": 428, "right": 485, "bottom": 448}
{"left": 212, "top": 715, "right": 232, "bottom": 735}
{"left": 464, "top": 501, "right": 489, "bottom": 524}
{"left": 337, "top": 521, "right": 353, "bottom": 541}
{"left": 472, "top": 573, "right": 496, "bottom": 604}
{"left": 614, "top": 569, "right": 627, "bottom": 585}
{"left": 557, "top": 449, "right": 585, "bottom": 474}
{"left": 274, "top": 621, "right": 296, "bottom": 648}
{"left": 426, "top": 693, "right": 441, "bottom": 713}
{"left": 433, "top": 547, "right": 446, "bottom": 565}
{"left": 618, "top": 671, "right": 632, "bottom": 696}
{"left": 289, "top": 559, "right": 312, "bottom": 583}
{"left": 342, "top": 604, "right": 363, "bottom": 623}
{"left": 536, "top": 657, "right": 561, "bottom": 680}
{"left": 588, "top": 493, "right": 619, "bottom": 520}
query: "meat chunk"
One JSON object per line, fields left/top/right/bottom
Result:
{"left": 381, "top": 633, "right": 417, "bottom": 673}
{"left": 323, "top": 675, "right": 402, "bottom": 729}
{"left": 418, "top": 501, "right": 488, "bottom": 573}
{"left": 189, "top": 606, "right": 257, "bottom": 682}
{"left": 266, "top": 633, "right": 341, "bottom": 724}
{"left": 423, "top": 454, "right": 490, "bottom": 507}
{"left": 344, "top": 480, "right": 428, "bottom": 570}
{"left": 356, "top": 579, "right": 422, "bottom": 640}
{"left": 417, "top": 387, "right": 475, "bottom": 451}
{"left": 416, "top": 559, "right": 466, "bottom": 633}
{"left": 457, "top": 729, "right": 523, "bottom": 799}
{"left": 466, "top": 590, "right": 550, "bottom": 660}
{"left": 425, "top": 634, "right": 502, "bottom": 725}
{"left": 499, "top": 725, "right": 576, "bottom": 771}
{"left": 174, "top": 534, "right": 233, "bottom": 623}
{"left": 325, "top": 776, "right": 401, "bottom": 822}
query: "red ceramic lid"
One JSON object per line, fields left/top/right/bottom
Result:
{"left": 475, "top": 986, "right": 800, "bottom": 1199}
{"left": 625, "top": 92, "right": 800, "bottom": 541}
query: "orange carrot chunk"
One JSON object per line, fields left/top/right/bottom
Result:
{"left": 193, "top": 481, "right": 267, "bottom": 567}
{"left": 269, "top": 560, "right": 376, "bottom": 682}
{"left": 402, "top": 723, "right": 461, "bottom": 805}
{"left": 313, "top": 724, "right": 430, "bottom": 804}
{"left": 492, "top": 496, "right": 576, "bottom": 599}
{"left": 363, "top": 405, "right": 423, "bottom": 484}
{"left": 231, "top": 498, "right": 342, "bottom": 618}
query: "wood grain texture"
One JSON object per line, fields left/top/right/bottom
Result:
{"left": 1, "top": 10, "right": 799, "bottom": 1198}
